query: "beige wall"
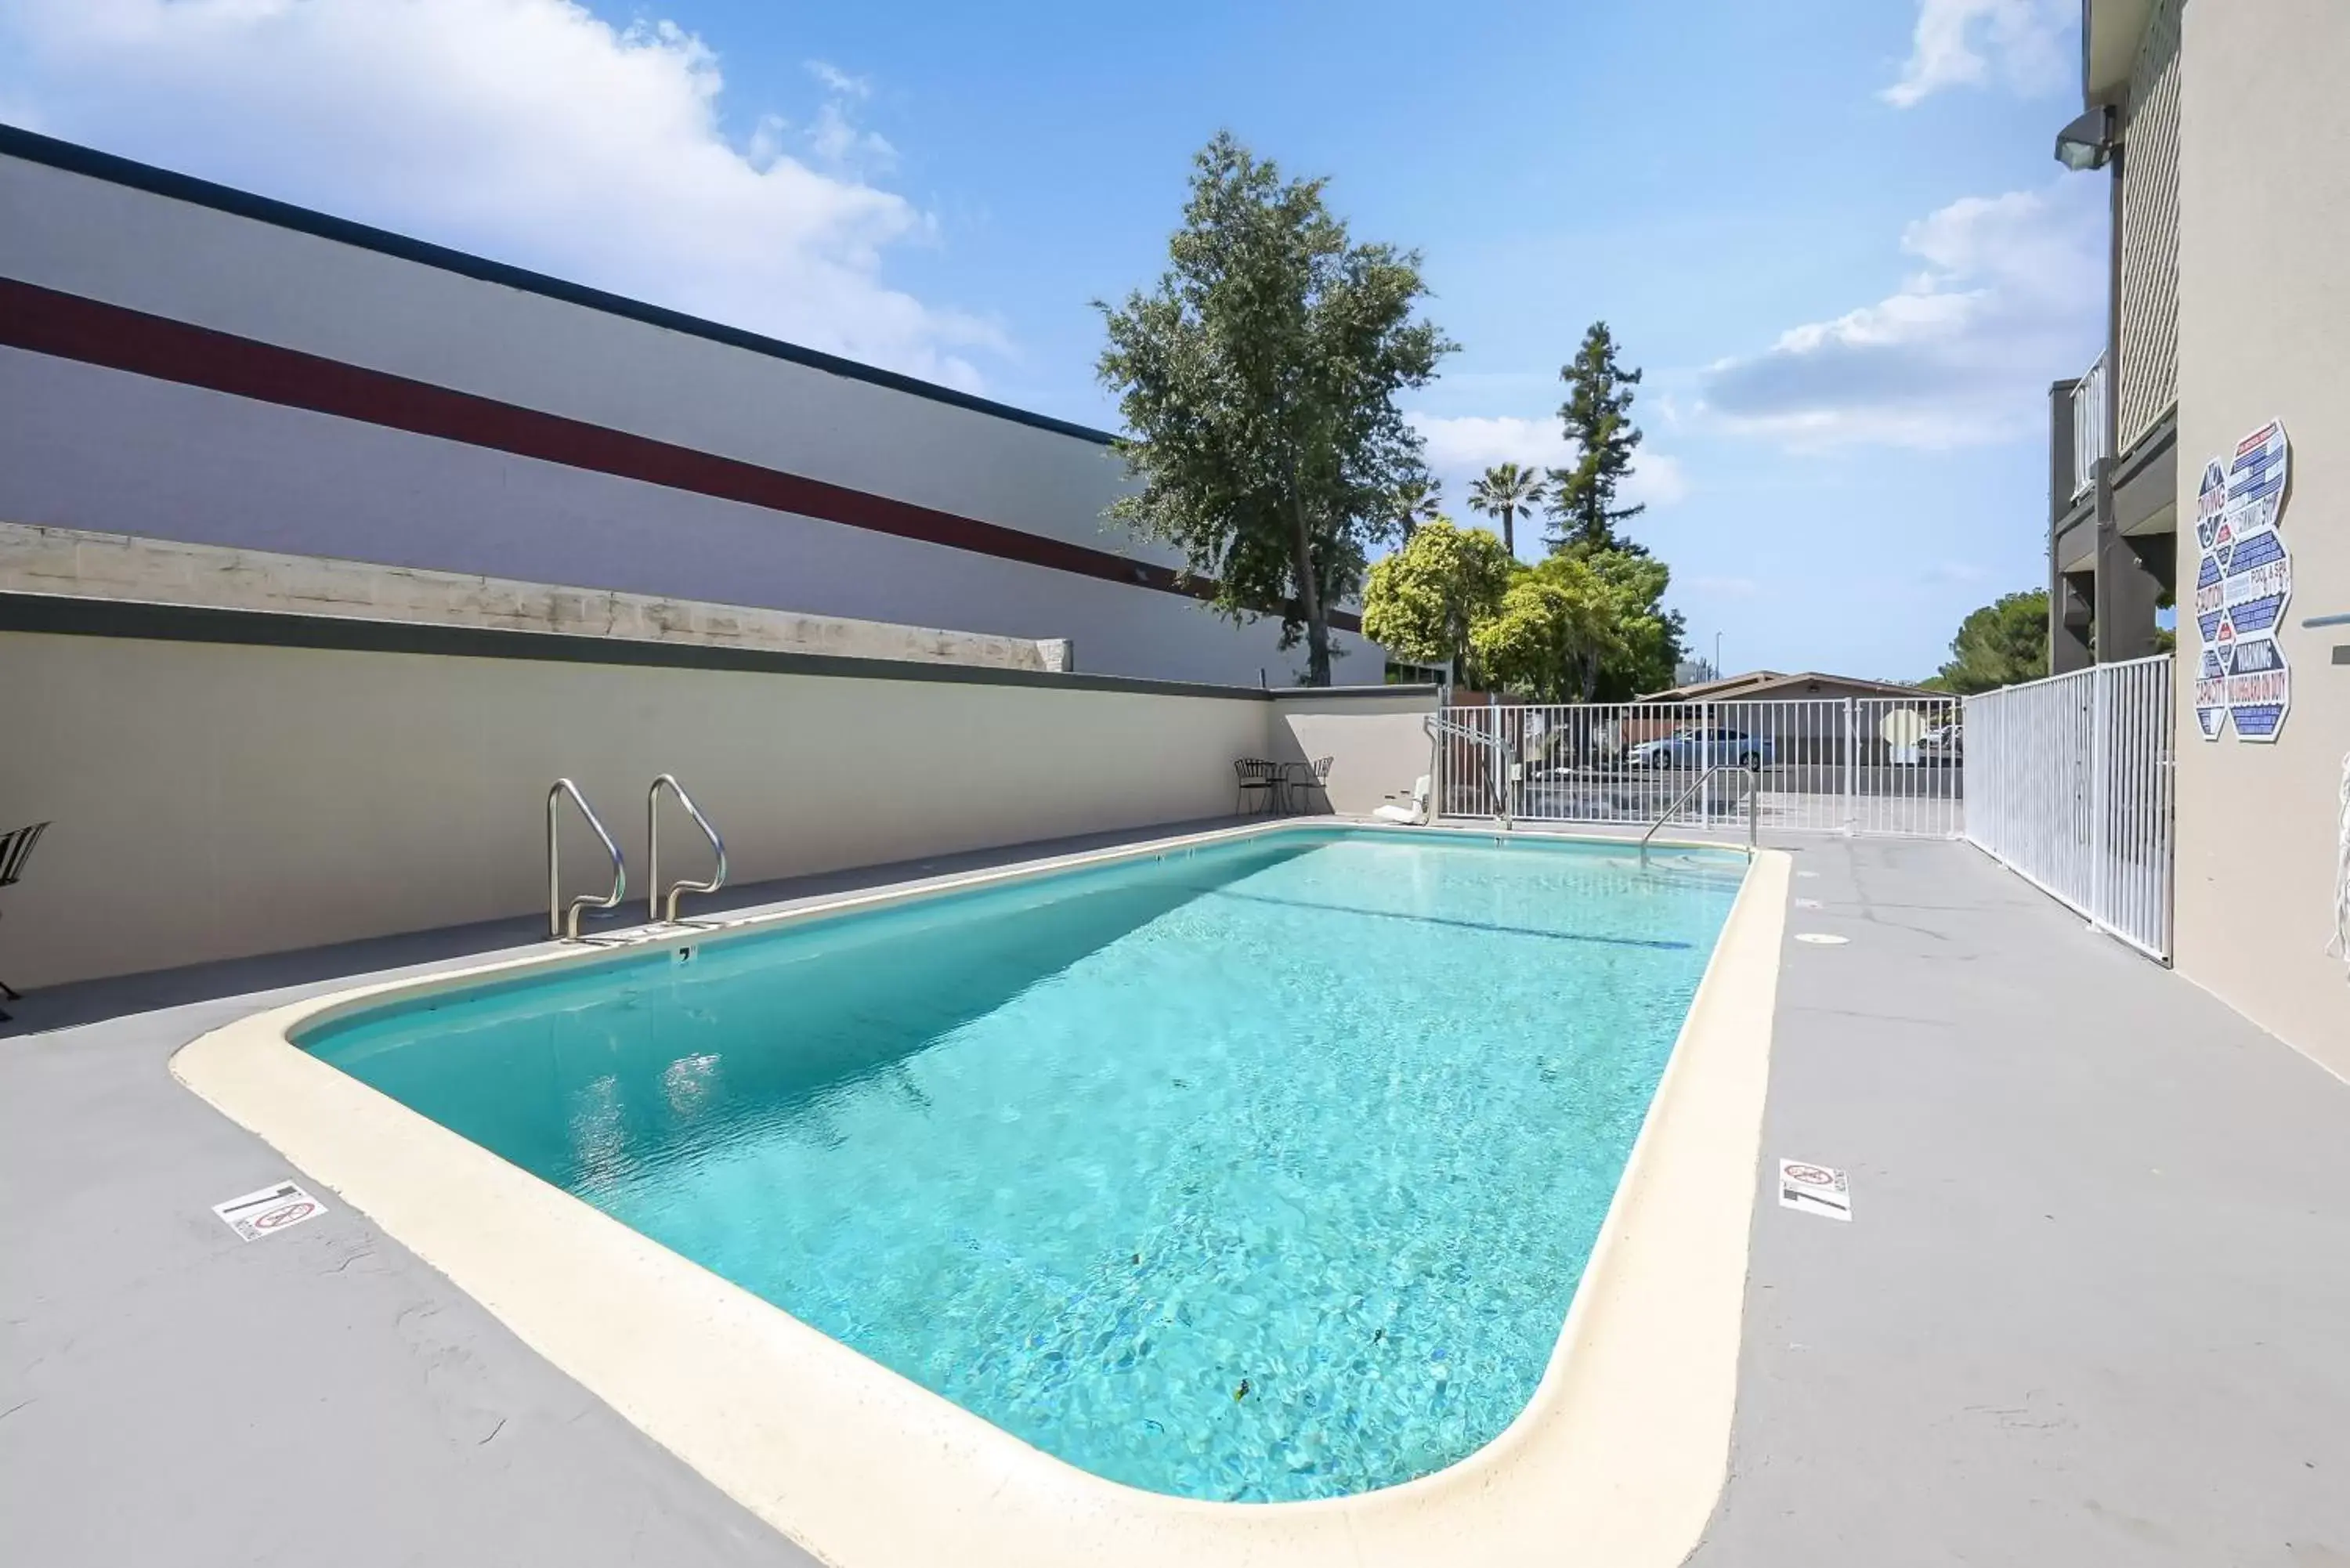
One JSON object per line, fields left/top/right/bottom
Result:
{"left": 0, "top": 630, "right": 1271, "bottom": 989}
{"left": 2172, "top": 0, "right": 2350, "bottom": 1073}
{"left": 1268, "top": 689, "right": 1441, "bottom": 816}
{"left": 0, "top": 521, "right": 1066, "bottom": 672}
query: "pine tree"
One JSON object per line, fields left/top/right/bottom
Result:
{"left": 1545, "top": 321, "right": 1647, "bottom": 555}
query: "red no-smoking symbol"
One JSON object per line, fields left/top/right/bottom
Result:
{"left": 1782, "top": 1164, "right": 1837, "bottom": 1187}
{"left": 252, "top": 1201, "right": 315, "bottom": 1230}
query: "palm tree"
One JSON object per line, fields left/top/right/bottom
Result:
{"left": 1390, "top": 475, "right": 1444, "bottom": 541}
{"left": 1466, "top": 461, "right": 1547, "bottom": 558}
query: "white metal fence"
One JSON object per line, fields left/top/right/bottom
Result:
{"left": 1961, "top": 656, "right": 2174, "bottom": 961}
{"left": 1434, "top": 696, "right": 1965, "bottom": 840}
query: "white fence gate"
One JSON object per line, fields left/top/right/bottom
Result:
{"left": 1961, "top": 656, "right": 2174, "bottom": 961}
{"left": 1434, "top": 696, "right": 1965, "bottom": 840}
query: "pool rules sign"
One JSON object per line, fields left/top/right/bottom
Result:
{"left": 2193, "top": 419, "right": 2293, "bottom": 742}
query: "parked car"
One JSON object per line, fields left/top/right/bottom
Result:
{"left": 1625, "top": 726, "right": 1777, "bottom": 768}
{"left": 1918, "top": 722, "right": 1963, "bottom": 763}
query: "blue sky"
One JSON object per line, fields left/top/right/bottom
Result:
{"left": 0, "top": 0, "right": 2101, "bottom": 680}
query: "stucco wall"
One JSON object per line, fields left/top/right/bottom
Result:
{"left": 0, "top": 141, "right": 1383, "bottom": 688}
{"left": 2171, "top": 0, "right": 2350, "bottom": 1072}
{"left": 1267, "top": 689, "right": 1441, "bottom": 816}
{"left": 0, "top": 627, "right": 1273, "bottom": 990}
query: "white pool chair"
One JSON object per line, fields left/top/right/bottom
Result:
{"left": 1372, "top": 776, "right": 1430, "bottom": 825}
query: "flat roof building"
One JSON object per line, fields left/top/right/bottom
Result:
{"left": 0, "top": 126, "right": 1383, "bottom": 689}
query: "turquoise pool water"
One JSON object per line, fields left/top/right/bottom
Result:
{"left": 302, "top": 829, "right": 1742, "bottom": 1503}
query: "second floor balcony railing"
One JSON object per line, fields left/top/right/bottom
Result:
{"left": 2070, "top": 352, "right": 2108, "bottom": 502}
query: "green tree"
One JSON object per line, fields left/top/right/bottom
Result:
{"left": 1466, "top": 461, "right": 1546, "bottom": 558}
{"left": 1581, "top": 547, "right": 1684, "bottom": 699}
{"left": 1096, "top": 133, "right": 1453, "bottom": 685}
{"left": 1389, "top": 474, "right": 1444, "bottom": 542}
{"left": 1470, "top": 554, "right": 1625, "bottom": 702}
{"left": 1361, "top": 519, "right": 1515, "bottom": 686}
{"left": 1546, "top": 321, "right": 1647, "bottom": 554}
{"left": 1929, "top": 589, "right": 2050, "bottom": 693}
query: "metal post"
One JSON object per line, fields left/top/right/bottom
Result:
{"left": 1842, "top": 699, "right": 1856, "bottom": 836}
{"left": 1699, "top": 701, "right": 1715, "bottom": 827}
{"left": 1434, "top": 699, "right": 1448, "bottom": 822}
{"left": 2091, "top": 666, "right": 2111, "bottom": 931}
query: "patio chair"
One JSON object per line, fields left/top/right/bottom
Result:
{"left": 1373, "top": 777, "right": 1430, "bottom": 825}
{"left": 0, "top": 822, "right": 49, "bottom": 1021}
{"left": 1282, "top": 756, "right": 1334, "bottom": 815}
{"left": 1233, "top": 758, "right": 1282, "bottom": 816}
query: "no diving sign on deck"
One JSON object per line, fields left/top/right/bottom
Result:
{"left": 212, "top": 1180, "right": 328, "bottom": 1242}
{"left": 1777, "top": 1159, "right": 1851, "bottom": 1222}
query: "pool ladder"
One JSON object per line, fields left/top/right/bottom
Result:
{"left": 1426, "top": 711, "right": 1516, "bottom": 829}
{"left": 647, "top": 774, "right": 728, "bottom": 926}
{"left": 1638, "top": 757, "right": 1762, "bottom": 866}
{"left": 545, "top": 776, "right": 729, "bottom": 941}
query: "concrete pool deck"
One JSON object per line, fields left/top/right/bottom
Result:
{"left": 5, "top": 829, "right": 2348, "bottom": 1565}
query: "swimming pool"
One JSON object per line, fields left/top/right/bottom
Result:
{"left": 295, "top": 828, "right": 1742, "bottom": 1504}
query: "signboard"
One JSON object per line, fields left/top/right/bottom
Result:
{"left": 2194, "top": 420, "right": 2293, "bottom": 742}
{"left": 1777, "top": 1159, "right": 1852, "bottom": 1222}
{"left": 212, "top": 1180, "right": 328, "bottom": 1242}
{"left": 1878, "top": 706, "right": 1927, "bottom": 765}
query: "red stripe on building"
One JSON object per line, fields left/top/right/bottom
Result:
{"left": 0, "top": 277, "right": 1360, "bottom": 634}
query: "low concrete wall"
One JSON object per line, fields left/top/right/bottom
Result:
{"left": 0, "top": 622, "right": 1269, "bottom": 989}
{"left": 0, "top": 520, "right": 1066, "bottom": 671}
{"left": 1268, "top": 688, "right": 1441, "bottom": 816}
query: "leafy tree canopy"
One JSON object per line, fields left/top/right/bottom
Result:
{"left": 1470, "top": 554, "right": 1625, "bottom": 702}
{"left": 1927, "top": 589, "right": 2050, "bottom": 694}
{"left": 1096, "top": 132, "right": 1453, "bottom": 685}
{"left": 1360, "top": 519, "right": 1515, "bottom": 686}
{"left": 1546, "top": 321, "right": 1647, "bottom": 555}
{"left": 1571, "top": 544, "right": 1685, "bottom": 699}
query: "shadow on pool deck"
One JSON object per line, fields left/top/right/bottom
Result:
{"left": 2, "top": 827, "right": 2346, "bottom": 1566}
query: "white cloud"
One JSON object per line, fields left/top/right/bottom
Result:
{"left": 1410, "top": 413, "right": 1559, "bottom": 471}
{"left": 1697, "top": 180, "right": 2102, "bottom": 449}
{"left": 1406, "top": 411, "right": 1690, "bottom": 522}
{"left": 1882, "top": 0, "right": 2071, "bottom": 108}
{"left": 798, "top": 56, "right": 895, "bottom": 176}
{"left": 1623, "top": 453, "right": 1690, "bottom": 510}
{"left": 804, "top": 60, "right": 871, "bottom": 99}
{"left": 808, "top": 99, "right": 898, "bottom": 177}
{"left": 0, "top": 0, "right": 997, "bottom": 388}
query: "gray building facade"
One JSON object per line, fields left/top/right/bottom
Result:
{"left": 0, "top": 127, "right": 1381, "bottom": 688}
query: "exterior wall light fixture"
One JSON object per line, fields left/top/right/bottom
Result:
{"left": 2055, "top": 107, "right": 2117, "bottom": 172}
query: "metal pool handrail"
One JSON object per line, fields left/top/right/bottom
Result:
{"left": 1426, "top": 711, "right": 1513, "bottom": 828}
{"left": 648, "top": 773, "right": 728, "bottom": 925}
{"left": 1640, "top": 757, "right": 1761, "bottom": 865}
{"left": 548, "top": 779, "right": 627, "bottom": 940}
